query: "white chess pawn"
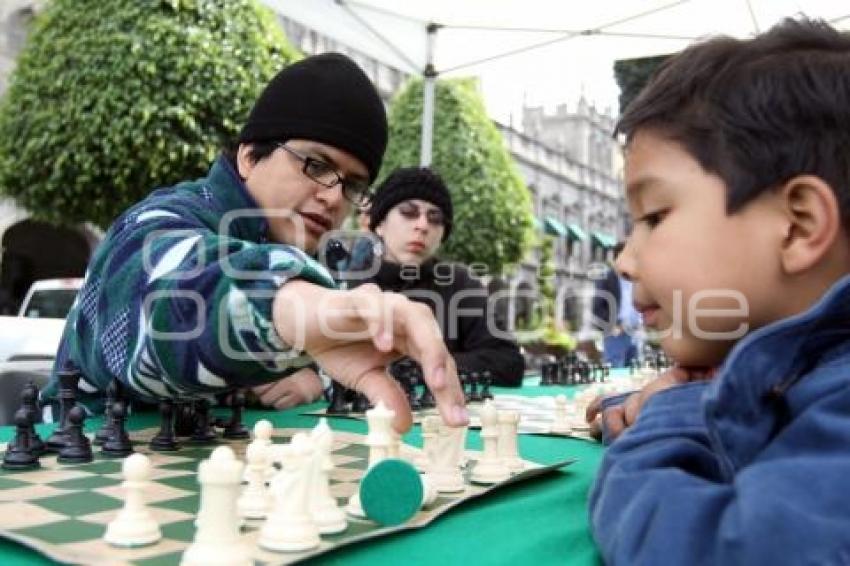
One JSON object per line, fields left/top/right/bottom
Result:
{"left": 103, "top": 453, "right": 162, "bottom": 547}
{"left": 244, "top": 419, "right": 274, "bottom": 482}
{"left": 237, "top": 441, "right": 269, "bottom": 519}
{"left": 497, "top": 410, "right": 525, "bottom": 472}
{"left": 413, "top": 415, "right": 439, "bottom": 472}
{"left": 347, "top": 401, "right": 395, "bottom": 517}
{"left": 259, "top": 433, "right": 321, "bottom": 552}
{"left": 429, "top": 419, "right": 467, "bottom": 493}
{"left": 181, "top": 446, "right": 251, "bottom": 566}
{"left": 471, "top": 401, "right": 511, "bottom": 484}
{"left": 309, "top": 419, "right": 347, "bottom": 534}
{"left": 551, "top": 395, "right": 572, "bottom": 434}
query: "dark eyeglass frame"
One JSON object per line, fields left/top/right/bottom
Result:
{"left": 397, "top": 201, "right": 445, "bottom": 226}
{"left": 277, "top": 143, "right": 371, "bottom": 206}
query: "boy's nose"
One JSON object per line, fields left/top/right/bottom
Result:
{"left": 615, "top": 238, "right": 636, "bottom": 282}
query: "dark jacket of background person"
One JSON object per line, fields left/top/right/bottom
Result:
{"left": 591, "top": 265, "right": 621, "bottom": 332}
{"left": 357, "top": 257, "right": 525, "bottom": 387}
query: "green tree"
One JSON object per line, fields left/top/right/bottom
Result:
{"left": 381, "top": 77, "right": 534, "bottom": 275}
{"left": 613, "top": 54, "right": 669, "bottom": 114}
{"left": 0, "top": 0, "right": 299, "bottom": 227}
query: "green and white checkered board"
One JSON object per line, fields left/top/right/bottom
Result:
{"left": 0, "top": 427, "right": 573, "bottom": 565}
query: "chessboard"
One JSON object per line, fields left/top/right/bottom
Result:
{"left": 0, "top": 426, "right": 573, "bottom": 566}
{"left": 310, "top": 394, "right": 600, "bottom": 440}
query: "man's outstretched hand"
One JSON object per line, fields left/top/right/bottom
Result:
{"left": 273, "top": 281, "right": 468, "bottom": 433}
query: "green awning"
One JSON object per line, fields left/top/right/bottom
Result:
{"left": 592, "top": 231, "right": 617, "bottom": 248}
{"left": 543, "top": 217, "right": 568, "bottom": 237}
{"left": 566, "top": 223, "right": 587, "bottom": 242}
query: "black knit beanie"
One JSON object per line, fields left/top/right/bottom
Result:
{"left": 369, "top": 167, "right": 453, "bottom": 241}
{"left": 239, "top": 53, "right": 388, "bottom": 181}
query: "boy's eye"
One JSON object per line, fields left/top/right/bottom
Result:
{"left": 638, "top": 209, "right": 668, "bottom": 229}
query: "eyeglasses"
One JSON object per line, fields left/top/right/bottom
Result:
{"left": 397, "top": 201, "right": 445, "bottom": 226}
{"left": 277, "top": 144, "right": 371, "bottom": 206}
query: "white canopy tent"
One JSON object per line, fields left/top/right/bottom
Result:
{"left": 263, "top": 0, "right": 850, "bottom": 164}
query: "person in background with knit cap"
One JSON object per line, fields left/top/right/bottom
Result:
{"left": 45, "top": 53, "right": 468, "bottom": 433}
{"left": 355, "top": 166, "right": 524, "bottom": 387}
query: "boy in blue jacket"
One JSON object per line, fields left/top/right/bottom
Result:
{"left": 589, "top": 19, "right": 850, "bottom": 564}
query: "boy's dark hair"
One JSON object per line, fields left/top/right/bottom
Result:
{"left": 221, "top": 141, "right": 279, "bottom": 176}
{"left": 617, "top": 19, "right": 850, "bottom": 223}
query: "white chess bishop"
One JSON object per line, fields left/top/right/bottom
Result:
{"left": 103, "top": 453, "right": 162, "bottom": 547}
{"left": 237, "top": 441, "right": 270, "bottom": 519}
{"left": 181, "top": 446, "right": 252, "bottom": 566}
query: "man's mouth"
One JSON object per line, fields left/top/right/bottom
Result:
{"left": 407, "top": 241, "right": 425, "bottom": 253}
{"left": 300, "top": 212, "right": 332, "bottom": 234}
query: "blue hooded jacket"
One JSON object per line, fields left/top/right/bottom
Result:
{"left": 590, "top": 276, "right": 850, "bottom": 565}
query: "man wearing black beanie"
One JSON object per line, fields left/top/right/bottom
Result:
{"left": 46, "top": 53, "right": 468, "bottom": 434}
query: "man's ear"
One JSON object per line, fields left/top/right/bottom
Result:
{"left": 235, "top": 144, "right": 255, "bottom": 179}
{"left": 779, "top": 175, "right": 841, "bottom": 274}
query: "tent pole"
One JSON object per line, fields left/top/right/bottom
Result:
{"left": 420, "top": 22, "right": 440, "bottom": 167}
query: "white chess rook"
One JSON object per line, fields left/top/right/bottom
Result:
{"left": 259, "top": 433, "right": 321, "bottom": 552}
{"left": 471, "top": 400, "right": 511, "bottom": 484}
{"left": 181, "top": 446, "right": 251, "bottom": 566}
{"left": 347, "top": 401, "right": 395, "bottom": 517}
{"left": 309, "top": 419, "right": 347, "bottom": 534}
{"left": 237, "top": 441, "right": 269, "bottom": 519}
{"left": 497, "top": 410, "right": 525, "bottom": 472}
{"left": 103, "top": 453, "right": 162, "bottom": 547}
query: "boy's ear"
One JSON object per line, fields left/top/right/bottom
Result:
{"left": 778, "top": 175, "right": 842, "bottom": 274}
{"left": 235, "top": 144, "right": 255, "bottom": 179}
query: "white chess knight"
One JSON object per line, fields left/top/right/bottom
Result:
{"left": 259, "top": 433, "right": 321, "bottom": 552}
{"left": 103, "top": 453, "right": 162, "bottom": 547}
{"left": 428, "top": 417, "right": 467, "bottom": 493}
{"left": 237, "top": 441, "right": 269, "bottom": 519}
{"left": 347, "top": 401, "right": 395, "bottom": 518}
{"left": 181, "top": 446, "right": 252, "bottom": 566}
{"left": 497, "top": 410, "right": 525, "bottom": 472}
{"left": 471, "top": 400, "right": 511, "bottom": 484}
{"left": 309, "top": 418, "right": 347, "bottom": 534}
{"left": 551, "top": 395, "right": 572, "bottom": 434}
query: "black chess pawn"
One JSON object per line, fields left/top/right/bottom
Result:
{"left": 406, "top": 372, "right": 422, "bottom": 411}
{"left": 328, "top": 382, "right": 350, "bottom": 414}
{"left": 2, "top": 408, "right": 40, "bottom": 470}
{"left": 94, "top": 379, "right": 120, "bottom": 445}
{"left": 45, "top": 364, "right": 82, "bottom": 452}
{"left": 190, "top": 399, "right": 217, "bottom": 443}
{"left": 21, "top": 382, "right": 45, "bottom": 455}
{"left": 174, "top": 401, "right": 195, "bottom": 436}
{"left": 222, "top": 390, "right": 250, "bottom": 440}
{"left": 540, "top": 362, "right": 553, "bottom": 386}
{"left": 351, "top": 392, "right": 370, "bottom": 413}
{"left": 150, "top": 399, "right": 179, "bottom": 451}
{"left": 58, "top": 406, "right": 93, "bottom": 464}
{"left": 102, "top": 400, "right": 133, "bottom": 457}
{"left": 481, "top": 371, "right": 494, "bottom": 400}
{"left": 469, "top": 372, "right": 482, "bottom": 403}
{"left": 418, "top": 383, "right": 435, "bottom": 409}
{"left": 459, "top": 370, "right": 471, "bottom": 402}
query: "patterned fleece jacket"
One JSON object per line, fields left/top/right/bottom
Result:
{"left": 43, "top": 155, "right": 335, "bottom": 407}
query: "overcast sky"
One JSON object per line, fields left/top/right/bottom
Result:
{"left": 269, "top": 1, "right": 850, "bottom": 123}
